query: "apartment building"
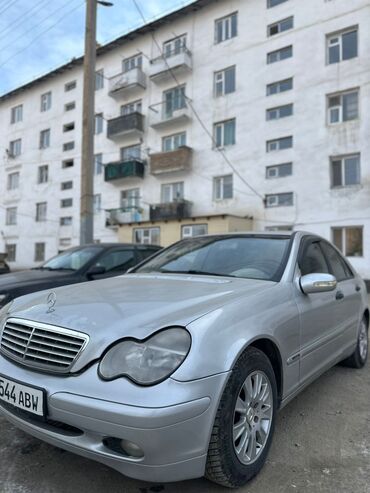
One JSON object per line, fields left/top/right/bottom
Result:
{"left": 0, "top": 0, "right": 369, "bottom": 278}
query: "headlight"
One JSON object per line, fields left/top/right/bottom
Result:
{"left": 99, "top": 327, "right": 191, "bottom": 385}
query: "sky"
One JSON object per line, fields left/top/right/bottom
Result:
{"left": 0, "top": 0, "right": 195, "bottom": 95}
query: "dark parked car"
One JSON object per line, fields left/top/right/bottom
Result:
{"left": 0, "top": 243, "right": 161, "bottom": 308}
{"left": 0, "top": 254, "right": 10, "bottom": 276}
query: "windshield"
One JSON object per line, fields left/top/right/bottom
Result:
{"left": 136, "top": 236, "right": 291, "bottom": 281}
{"left": 41, "top": 247, "right": 103, "bottom": 271}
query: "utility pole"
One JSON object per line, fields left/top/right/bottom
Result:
{"left": 80, "top": 0, "right": 97, "bottom": 245}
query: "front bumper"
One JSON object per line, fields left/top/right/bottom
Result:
{"left": 0, "top": 356, "right": 230, "bottom": 483}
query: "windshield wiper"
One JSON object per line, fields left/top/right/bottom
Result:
{"left": 158, "top": 269, "right": 236, "bottom": 278}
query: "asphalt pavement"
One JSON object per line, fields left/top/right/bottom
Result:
{"left": 1, "top": 359, "right": 369, "bottom": 493}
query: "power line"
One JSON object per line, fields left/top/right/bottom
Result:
{"left": 0, "top": 0, "right": 19, "bottom": 16}
{"left": 0, "top": 1, "right": 85, "bottom": 69}
{"left": 0, "top": 0, "right": 49, "bottom": 40}
{"left": 131, "top": 0, "right": 265, "bottom": 203}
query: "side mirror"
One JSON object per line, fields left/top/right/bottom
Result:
{"left": 300, "top": 273, "right": 337, "bottom": 294}
{"left": 86, "top": 265, "right": 106, "bottom": 279}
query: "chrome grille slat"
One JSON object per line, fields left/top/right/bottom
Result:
{"left": 0, "top": 318, "right": 89, "bottom": 373}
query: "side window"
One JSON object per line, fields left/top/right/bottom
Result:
{"left": 320, "top": 242, "right": 352, "bottom": 281}
{"left": 95, "top": 249, "right": 136, "bottom": 272}
{"left": 137, "top": 248, "right": 158, "bottom": 262}
{"left": 299, "top": 241, "right": 330, "bottom": 276}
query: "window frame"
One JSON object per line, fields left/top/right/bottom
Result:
{"left": 162, "top": 132, "right": 187, "bottom": 152}
{"left": 5, "top": 244, "right": 16, "bottom": 262}
{"left": 330, "top": 154, "right": 360, "bottom": 188}
{"left": 265, "top": 192, "right": 294, "bottom": 208}
{"left": 34, "top": 242, "right": 46, "bottom": 262}
{"left": 213, "top": 174, "right": 233, "bottom": 201}
{"left": 35, "top": 202, "right": 47, "bottom": 222}
{"left": 332, "top": 226, "right": 363, "bottom": 258}
{"left": 214, "top": 65, "right": 236, "bottom": 97}
{"left": 327, "top": 27, "right": 358, "bottom": 65}
{"left": 267, "top": 45, "right": 293, "bottom": 64}
{"left": 266, "top": 103, "right": 293, "bottom": 120}
{"left": 214, "top": 118, "right": 236, "bottom": 148}
{"left": 95, "top": 69, "right": 104, "bottom": 91}
{"left": 181, "top": 224, "right": 208, "bottom": 238}
{"left": 6, "top": 207, "right": 17, "bottom": 226}
{"left": 133, "top": 227, "right": 161, "bottom": 246}
{"left": 267, "top": 0, "right": 289, "bottom": 7}
{"left": 122, "top": 53, "right": 143, "bottom": 73}
{"left": 7, "top": 172, "right": 20, "bottom": 190}
{"left": 161, "top": 182, "right": 184, "bottom": 203}
{"left": 9, "top": 138, "right": 22, "bottom": 157}
{"left": 40, "top": 91, "right": 52, "bottom": 112}
{"left": 10, "top": 104, "right": 23, "bottom": 124}
{"left": 39, "top": 129, "right": 51, "bottom": 149}
{"left": 215, "top": 12, "right": 238, "bottom": 44}
{"left": 266, "top": 136, "right": 293, "bottom": 152}
{"left": 37, "top": 165, "right": 49, "bottom": 184}
{"left": 267, "top": 17, "right": 294, "bottom": 37}
{"left": 266, "top": 162, "right": 293, "bottom": 179}
{"left": 327, "top": 89, "right": 359, "bottom": 124}
{"left": 266, "top": 77, "right": 293, "bottom": 96}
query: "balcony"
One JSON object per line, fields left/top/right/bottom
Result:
{"left": 104, "top": 159, "right": 145, "bottom": 182}
{"left": 149, "top": 46, "right": 192, "bottom": 83}
{"left": 107, "top": 112, "right": 144, "bottom": 140}
{"left": 105, "top": 207, "right": 149, "bottom": 227}
{"left": 150, "top": 200, "right": 192, "bottom": 221}
{"left": 150, "top": 146, "right": 192, "bottom": 175}
{"left": 149, "top": 101, "right": 191, "bottom": 130}
{"left": 108, "top": 67, "right": 146, "bottom": 97}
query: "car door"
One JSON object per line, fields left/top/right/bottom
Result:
{"left": 295, "top": 237, "right": 346, "bottom": 385}
{"left": 320, "top": 240, "right": 362, "bottom": 353}
{"left": 88, "top": 248, "right": 137, "bottom": 280}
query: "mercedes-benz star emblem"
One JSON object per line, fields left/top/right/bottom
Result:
{"left": 46, "top": 292, "right": 57, "bottom": 313}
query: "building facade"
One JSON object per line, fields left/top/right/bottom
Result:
{"left": 0, "top": 0, "right": 369, "bottom": 277}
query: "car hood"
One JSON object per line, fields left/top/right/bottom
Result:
{"left": 4, "top": 273, "right": 276, "bottom": 371}
{"left": 0, "top": 270, "right": 76, "bottom": 293}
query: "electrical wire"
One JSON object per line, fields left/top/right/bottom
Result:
{"left": 0, "top": 0, "right": 49, "bottom": 41}
{"left": 0, "top": 0, "right": 19, "bottom": 16}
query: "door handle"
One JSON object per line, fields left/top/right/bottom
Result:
{"left": 355, "top": 285, "right": 361, "bottom": 292}
{"left": 336, "top": 291, "right": 344, "bottom": 300}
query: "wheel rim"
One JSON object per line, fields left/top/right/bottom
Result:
{"left": 232, "top": 371, "right": 273, "bottom": 465}
{"left": 359, "top": 320, "right": 368, "bottom": 361}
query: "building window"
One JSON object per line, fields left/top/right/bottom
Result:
{"left": 40, "top": 91, "right": 52, "bottom": 112}
{"left": 331, "top": 154, "right": 360, "bottom": 188}
{"left": 214, "top": 119, "right": 236, "bottom": 147}
{"left": 37, "top": 165, "right": 49, "bottom": 184}
{"left": 267, "top": 17, "right": 294, "bottom": 37}
{"left": 65, "top": 101, "right": 76, "bottom": 112}
{"left": 9, "top": 139, "right": 22, "bottom": 157}
{"left": 60, "top": 217, "right": 73, "bottom": 226}
{"left": 327, "top": 28, "right": 358, "bottom": 64}
{"left": 65, "top": 80, "right": 76, "bottom": 92}
{"left": 162, "top": 132, "right": 186, "bottom": 152}
{"left": 328, "top": 90, "right": 359, "bottom": 124}
{"left": 63, "top": 141, "right": 75, "bottom": 151}
{"left": 7, "top": 172, "right": 20, "bottom": 190}
{"left": 267, "top": 78, "right": 293, "bottom": 96}
{"left": 63, "top": 122, "right": 75, "bottom": 132}
{"left": 182, "top": 224, "right": 208, "bottom": 238}
{"left": 95, "top": 113, "right": 104, "bottom": 134}
{"left": 266, "top": 162, "right": 292, "bottom": 179}
{"left": 265, "top": 192, "right": 294, "bottom": 207}
{"left": 36, "top": 202, "right": 47, "bottom": 222}
{"left": 161, "top": 182, "right": 184, "bottom": 203}
{"left": 265, "top": 225, "right": 293, "bottom": 231}
{"left": 61, "top": 198, "right": 73, "bottom": 208}
{"left": 332, "top": 227, "right": 363, "bottom": 257}
{"left": 123, "top": 54, "right": 142, "bottom": 73}
{"left": 39, "top": 129, "right": 50, "bottom": 149}
{"left": 215, "top": 12, "right": 238, "bottom": 44}
{"left": 120, "top": 144, "right": 141, "bottom": 161}
{"left": 6, "top": 207, "right": 17, "bottom": 225}
{"left": 10, "top": 104, "right": 23, "bottom": 124}
{"left": 163, "top": 85, "right": 186, "bottom": 118}
{"left": 213, "top": 174, "right": 233, "bottom": 200}
{"left": 5, "top": 244, "right": 16, "bottom": 262}
{"left": 95, "top": 69, "right": 104, "bottom": 90}
{"left": 266, "top": 103, "right": 293, "bottom": 120}
{"left": 121, "top": 100, "right": 142, "bottom": 116}
{"left": 267, "top": 45, "right": 293, "bottom": 64}
{"left": 62, "top": 159, "right": 74, "bottom": 168}
{"left": 61, "top": 181, "right": 73, "bottom": 190}
{"left": 121, "top": 189, "right": 141, "bottom": 209}
{"left": 267, "top": 0, "right": 289, "bottom": 7}
{"left": 34, "top": 242, "right": 45, "bottom": 262}
{"left": 214, "top": 66, "right": 236, "bottom": 97}
{"left": 134, "top": 227, "right": 160, "bottom": 245}
{"left": 93, "top": 153, "right": 103, "bottom": 175}
{"left": 93, "top": 194, "right": 101, "bottom": 213}
{"left": 163, "top": 34, "right": 187, "bottom": 57}
{"left": 267, "top": 136, "right": 293, "bottom": 152}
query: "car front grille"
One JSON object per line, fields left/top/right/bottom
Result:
{"left": 0, "top": 318, "right": 89, "bottom": 373}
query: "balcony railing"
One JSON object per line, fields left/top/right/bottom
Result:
{"left": 104, "top": 159, "right": 145, "bottom": 182}
{"left": 107, "top": 112, "right": 144, "bottom": 139}
{"left": 150, "top": 146, "right": 192, "bottom": 175}
{"left": 149, "top": 100, "right": 191, "bottom": 129}
{"left": 105, "top": 207, "right": 148, "bottom": 227}
{"left": 108, "top": 67, "right": 146, "bottom": 97}
{"left": 149, "top": 46, "right": 192, "bottom": 83}
{"left": 149, "top": 200, "right": 192, "bottom": 221}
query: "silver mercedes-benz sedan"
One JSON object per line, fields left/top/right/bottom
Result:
{"left": 0, "top": 232, "right": 368, "bottom": 488}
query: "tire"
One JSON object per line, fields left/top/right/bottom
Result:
{"left": 205, "top": 347, "right": 278, "bottom": 488}
{"left": 341, "top": 316, "right": 368, "bottom": 369}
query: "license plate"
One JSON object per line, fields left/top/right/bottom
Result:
{"left": 0, "top": 374, "right": 45, "bottom": 417}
